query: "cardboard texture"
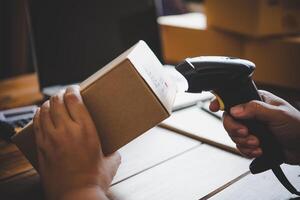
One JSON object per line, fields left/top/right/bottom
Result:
{"left": 244, "top": 36, "right": 300, "bottom": 90}
{"left": 158, "top": 13, "right": 243, "bottom": 64}
{"left": 12, "top": 41, "right": 176, "bottom": 169}
{"left": 206, "top": 0, "right": 300, "bottom": 37}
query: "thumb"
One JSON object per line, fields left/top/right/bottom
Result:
{"left": 230, "top": 100, "right": 283, "bottom": 123}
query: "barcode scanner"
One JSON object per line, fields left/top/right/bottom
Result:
{"left": 176, "top": 56, "right": 300, "bottom": 195}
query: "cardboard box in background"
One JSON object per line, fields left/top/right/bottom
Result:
{"left": 12, "top": 41, "right": 177, "bottom": 169}
{"left": 158, "top": 12, "right": 300, "bottom": 90}
{"left": 158, "top": 13, "right": 243, "bottom": 64}
{"left": 244, "top": 36, "right": 300, "bottom": 90}
{"left": 206, "top": 0, "right": 300, "bottom": 37}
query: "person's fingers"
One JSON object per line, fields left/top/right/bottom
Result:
{"left": 49, "top": 90, "right": 72, "bottom": 128}
{"left": 229, "top": 100, "right": 282, "bottom": 123}
{"left": 246, "top": 135, "right": 260, "bottom": 146}
{"left": 40, "top": 101, "right": 56, "bottom": 134}
{"left": 237, "top": 145, "right": 262, "bottom": 158}
{"left": 33, "top": 108, "right": 43, "bottom": 143}
{"left": 222, "top": 112, "right": 249, "bottom": 138}
{"left": 33, "top": 108, "right": 48, "bottom": 164}
{"left": 223, "top": 112, "right": 260, "bottom": 148}
{"left": 237, "top": 145, "right": 253, "bottom": 158}
{"left": 64, "top": 86, "right": 92, "bottom": 125}
{"left": 64, "top": 85, "right": 101, "bottom": 144}
{"left": 231, "top": 134, "right": 260, "bottom": 148}
{"left": 209, "top": 98, "right": 220, "bottom": 112}
{"left": 250, "top": 148, "right": 263, "bottom": 157}
{"left": 258, "top": 90, "right": 287, "bottom": 106}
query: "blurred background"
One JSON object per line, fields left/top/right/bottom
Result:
{"left": 0, "top": 0, "right": 300, "bottom": 109}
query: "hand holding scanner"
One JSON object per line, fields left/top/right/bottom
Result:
{"left": 176, "top": 56, "right": 299, "bottom": 195}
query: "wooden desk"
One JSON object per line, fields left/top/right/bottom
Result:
{"left": 1, "top": 127, "right": 299, "bottom": 200}
{"left": 0, "top": 75, "right": 299, "bottom": 200}
{"left": 210, "top": 164, "right": 300, "bottom": 200}
{"left": 0, "top": 73, "right": 43, "bottom": 110}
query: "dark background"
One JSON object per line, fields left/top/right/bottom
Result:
{"left": 0, "top": 0, "right": 163, "bottom": 87}
{"left": 0, "top": 0, "right": 33, "bottom": 79}
{"left": 30, "top": 0, "right": 162, "bottom": 88}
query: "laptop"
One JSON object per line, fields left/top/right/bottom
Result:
{"left": 0, "top": 0, "right": 212, "bottom": 138}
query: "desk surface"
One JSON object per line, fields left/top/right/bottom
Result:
{"left": 1, "top": 126, "right": 299, "bottom": 200}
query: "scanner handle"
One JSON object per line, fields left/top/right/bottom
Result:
{"left": 214, "top": 79, "right": 285, "bottom": 174}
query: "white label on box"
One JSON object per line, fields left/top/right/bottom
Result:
{"left": 128, "top": 41, "right": 176, "bottom": 114}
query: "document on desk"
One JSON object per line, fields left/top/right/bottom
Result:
{"left": 160, "top": 105, "right": 238, "bottom": 154}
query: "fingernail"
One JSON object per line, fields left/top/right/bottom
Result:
{"left": 247, "top": 139, "right": 257, "bottom": 146}
{"left": 231, "top": 105, "right": 244, "bottom": 116}
{"left": 237, "top": 128, "right": 247, "bottom": 136}
{"left": 35, "top": 108, "right": 40, "bottom": 116}
{"left": 252, "top": 148, "right": 262, "bottom": 155}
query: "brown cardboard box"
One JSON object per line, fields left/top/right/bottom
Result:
{"left": 159, "top": 13, "right": 300, "bottom": 90}
{"left": 244, "top": 36, "right": 300, "bottom": 89}
{"left": 206, "top": 0, "right": 300, "bottom": 37}
{"left": 12, "top": 41, "right": 177, "bottom": 169}
{"left": 158, "top": 13, "right": 243, "bottom": 64}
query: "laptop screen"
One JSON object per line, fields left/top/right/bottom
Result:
{"left": 29, "top": 0, "right": 162, "bottom": 89}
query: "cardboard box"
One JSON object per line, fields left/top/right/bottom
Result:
{"left": 206, "top": 0, "right": 300, "bottom": 37}
{"left": 12, "top": 41, "right": 177, "bottom": 169}
{"left": 158, "top": 13, "right": 243, "bottom": 64}
{"left": 244, "top": 36, "right": 300, "bottom": 89}
{"left": 158, "top": 13, "right": 300, "bottom": 90}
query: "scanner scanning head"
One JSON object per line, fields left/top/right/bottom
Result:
{"left": 176, "top": 56, "right": 255, "bottom": 93}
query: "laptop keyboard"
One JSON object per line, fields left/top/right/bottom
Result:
{"left": 11, "top": 117, "right": 33, "bottom": 128}
{"left": 0, "top": 105, "right": 37, "bottom": 129}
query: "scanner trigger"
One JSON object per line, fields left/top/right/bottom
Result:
{"left": 212, "top": 92, "right": 225, "bottom": 111}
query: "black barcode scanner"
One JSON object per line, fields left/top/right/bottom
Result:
{"left": 176, "top": 56, "right": 299, "bottom": 195}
